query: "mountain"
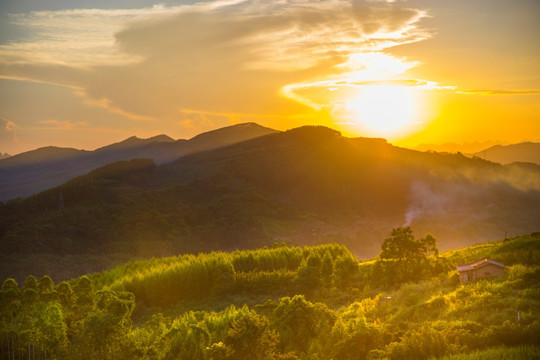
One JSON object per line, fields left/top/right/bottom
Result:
{"left": 469, "top": 142, "right": 540, "bottom": 165}
{"left": 0, "top": 122, "right": 278, "bottom": 201}
{"left": 0, "top": 146, "right": 85, "bottom": 165}
{"left": 0, "top": 152, "right": 10, "bottom": 160}
{"left": 0, "top": 125, "right": 538, "bottom": 282}
{"left": 0, "top": 147, "right": 90, "bottom": 203}
{"left": 414, "top": 141, "right": 499, "bottom": 154}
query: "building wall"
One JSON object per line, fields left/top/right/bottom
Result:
{"left": 474, "top": 263, "right": 505, "bottom": 279}
{"left": 459, "top": 263, "right": 505, "bottom": 283}
{"left": 459, "top": 272, "right": 471, "bottom": 283}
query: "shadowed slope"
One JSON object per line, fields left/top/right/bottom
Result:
{"left": 0, "top": 126, "right": 538, "bottom": 283}
{"left": 0, "top": 122, "right": 277, "bottom": 200}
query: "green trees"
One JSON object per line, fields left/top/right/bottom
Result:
{"left": 0, "top": 276, "right": 70, "bottom": 359}
{"left": 295, "top": 253, "right": 322, "bottom": 290}
{"left": 102, "top": 244, "right": 359, "bottom": 308}
{"left": 321, "top": 251, "right": 334, "bottom": 287}
{"left": 217, "top": 312, "right": 279, "bottom": 360}
{"left": 1, "top": 236, "right": 539, "bottom": 359}
{"left": 376, "top": 227, "right": 441, "bottom": 286}
{"left": 82, "top": 290, "right": 135, "bottom": 359}
{"left": 36, "top": 303, "right": 68, "bottom": 358}
{"left": 380, "top": 227, "right": 438, "bottom": 260}
{"left": 273, "top": 295, "right": 336, "bottom": 355}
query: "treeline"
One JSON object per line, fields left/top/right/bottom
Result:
{"left": 97, "top": 244, "right": 360, "bottom": 307}
{"left": 1, "top": 232, "right": 539, "bottom": 359}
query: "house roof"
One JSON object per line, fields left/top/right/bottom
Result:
{"left": 456, "top": 258, "right": 505, "bottom": 272}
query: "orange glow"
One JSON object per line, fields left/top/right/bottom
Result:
{"left": 342, "top": 85, "right": 420, "bottom": 138}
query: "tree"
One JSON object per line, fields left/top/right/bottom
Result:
{"left": 56, "top": 281, "right": 73, "bottom": 310}
{"left": 0, "top": 279, "right": 20, "bottom": 360}
{"left": 321, "top": 251, "right": 335, "bottom": 288}
{"left": 420, "top": 233, "right": 438, "bottom": 257}
{"left": 220, "top": 312, "right": 279, "bottom": 360}
{"left": 380, "top": 227, "right": 420, "bottom": 260}
{"left": 35, "top": 302, "right": 68, "bottom": 358}
{"left": 22, "top": 276, "right": 38, "bottom": 291}
{"left": 378, "top": 227, "right": 439, "bottom": 284}
{"left": 380, "top": 227, "right": 438, "bottom": 260}
{"left": 334, "top": 254, "right": 359, "bottom": 287}
{"left": 0, "top": 278, "right": 20, "bottom": 320}
{"left": 38, "top": 275, "right": 55, "bottom": 302}
{"left": 295, "top": 253, "right": 322, "bottom": 290}
{"left": 83, "top": 290, "right": 135, "bottom": 359}
{"left": 272, "top": 295, "right": 335, "bottom": 355}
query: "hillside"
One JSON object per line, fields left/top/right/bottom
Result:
{"left": 0, "top": 126, "right": 539, "bottom": 282}
{"left": 0, "top": 122, "right": 277, "bottom": 201}
{"left": 414, "top": 141, "right": 498, "bottom": 154}
{"left": 1, "top": 231, "right": 539, "bottom": 359}
{"left": 469, "top": 142, "right": 540, "bottom": 165}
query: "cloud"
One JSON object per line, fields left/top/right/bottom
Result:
{"left": 0, "top": 118, "right": 17, "bottom": 133}
{"left": 0, "top": 118, "right": 18, "bottom": 145}
{"left": 74, "top": 90, "right": 156, "bottom": 122}
{"left": 0, "top": 4, "right": 200, "bottom": 67}
{"left": 457, "top": 89, "right": 540, "bottom": 95}
{"left": 37, "top": 119, "right": 89, "bottom": 130}
{"left": 365, "top": 0, "right": 407, "bottom": 3}
{"left": 0, "top": 0, "right": 433, "bottom": 131}
{"left": 33, "top": 119, "right": 131, "bottom": 138}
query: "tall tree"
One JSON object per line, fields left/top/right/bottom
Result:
{"left": 321, "top": 251, "right": 335, "bottom": 288}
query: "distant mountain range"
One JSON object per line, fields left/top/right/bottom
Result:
{"left": 1, "top": 124, "right": 538, "bottom": 281}
{"left": 415, "top": 141, "right": 540, "bottom": 165}
{"left": 468, "top": 142, "right": 540, "bottom": 165}
{"left": 0, "top": 153, "right": 10, "bottom": 160}
{"left": 0, "top": 123, "right": 277, "bottom": 201}
{"left": 414, "top": 141, "right": 499, "bottom": 154}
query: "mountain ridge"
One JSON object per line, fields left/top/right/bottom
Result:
{"left": 0, "top": 122, "right": 278, "bottom": 201}
{"left": 469, "top": 141, "right": 540, "bottom": 165}
{"left": 1, "top": 125, "right": 538, "bottom": 282}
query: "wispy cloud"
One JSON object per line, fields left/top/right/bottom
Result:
{"left": 0, "top": 0, "right": 435, "bottom": 132}
{"left": 33, "top": 119, "right": 132, "bottom": 137}
{"left": 74, "top": 90, "right": 156, "bottom": 122}
{"left": 0, "top": 2, "right": 245, "bottom": 67}
{"left": 38, "top": 119, "right": 89, "bottom": 130}
{"left": 0, "top": 118, "right": 17, "bottom": 135}
{"left": 0, "top": 118, "right": 19, "bottom": 147}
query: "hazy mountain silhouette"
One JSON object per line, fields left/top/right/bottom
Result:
{"left": 469, "top": 142, "right": 540, "bottom": 165}
{"left": 0, "top": 123, "right": 277, "bottom": 201}
{"left": 414, "top": 141, "right": 498, "bottom": 154}
{"left": 1, "top": 125, "right": 538, "bottom": 282}
{"left": 0, "top": 153, "right": 11, "bottom": 160}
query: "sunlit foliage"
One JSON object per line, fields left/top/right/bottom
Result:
{"left": 0, "top": 232, "right": 539, "bottom": 359}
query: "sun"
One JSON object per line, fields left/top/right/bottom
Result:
{"left": 343, "top": 85, "right": 421, "bottom": 138}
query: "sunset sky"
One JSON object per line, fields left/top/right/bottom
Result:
{"left": 1, "top": 0, "right": 539, "bottom": 155}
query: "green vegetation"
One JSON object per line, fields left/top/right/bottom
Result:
{"left": 1, "top": 230, "right": 539, "bottom": 359}
{"left": 437, "top": 345, "right": 540, "bottom": 360}
{"left": 1, "top": 127, "right": 539, "bottom": 283}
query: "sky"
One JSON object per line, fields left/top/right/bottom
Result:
{"left": 0, "top": 0, "right": 539, "bottom": 155}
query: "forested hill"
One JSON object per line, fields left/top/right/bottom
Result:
{"left": 1, "top": 125, "right": 539, "bottom": 282}
{"left": 1, "top": 232, "right": 539, "bottom": 359}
